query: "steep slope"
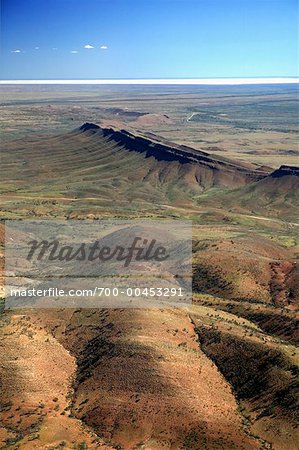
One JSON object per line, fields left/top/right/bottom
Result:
{"left": 193, "top": 236, "right": 299, "bottom": 308}
{"left": 1, "top": 307, "right": 262, "bottom": 450}
{"left": 0, "top": 123, "right": 271, "bottom": 219}
{"left": 191, "top": 304, "right": 299, "bottom": 450}
{"left": 0, "top": 311, "right": 113, "bottom": 449}
{"left": 240, "top": 165, "right": 299, "bottom": 208}
{"left": 79, "top": 123, "right": 268, "bottom": 186}
{"left": 208, "top": 165, "right": 299, "bottom": 221}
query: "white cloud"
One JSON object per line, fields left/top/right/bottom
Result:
{"left": 52, "top": 47, "right": 58, "bottom": 50}
{"left": 84, "top": 44, "right": 94, "bottom": 49}
{"left": 100, "top": 45, "right": 108, "bottom": 50}
{"left": 71, "top": 50, "right": 79, "bottom": 53}
{"left": 11, "top": 49, "right": 21, "bottom": 53}
{"left": 35, "top": 47, "right": 40, "bottom": 50}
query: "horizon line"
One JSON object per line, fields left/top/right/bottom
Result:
{"left": 0, "top": 77, "right": 298, "bottom": 85}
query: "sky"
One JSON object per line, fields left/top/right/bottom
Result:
{"left": 0, "top": 0, "right": 298, "bottom": 80}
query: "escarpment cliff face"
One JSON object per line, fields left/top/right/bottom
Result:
{"left": 78, "top": 122, "right": 269, "bottom": 188}
{"left": 270, "top": 165, "right": 299, "bottom": 178}
{"left": 0, "top": 122, "right": 274, "bottom": 219}
{"left": 1, "top": 122, "right": 297, "bottom": 221}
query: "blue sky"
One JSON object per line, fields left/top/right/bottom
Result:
{"left": 0, "top": 0, "right": 298, "bottom": 80}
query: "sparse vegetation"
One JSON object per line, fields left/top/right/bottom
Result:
{"left": 0, "top": 84, "right": 298, "bottom": 450}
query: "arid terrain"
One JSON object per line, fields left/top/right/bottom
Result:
{"left": 0, "top": 85, "right": 298, "bottom": 450}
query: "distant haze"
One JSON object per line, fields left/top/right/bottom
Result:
{"left": 0, "top": 78, "right": 298, "bottom": 85}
